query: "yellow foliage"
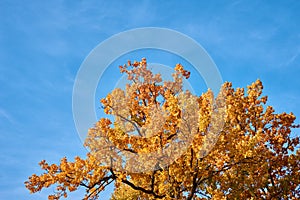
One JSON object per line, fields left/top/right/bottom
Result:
{"left": 25, "top": 58, "right": 300, "bottom": 199}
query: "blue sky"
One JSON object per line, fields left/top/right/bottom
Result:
{"left": 1, "top": 0, "right": 300, "bottom": 199}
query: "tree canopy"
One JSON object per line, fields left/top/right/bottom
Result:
{"left": 25, "top": 58, "right": 300, "bottom": 199}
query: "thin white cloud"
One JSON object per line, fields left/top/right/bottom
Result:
{"left": 0, "top": 108, "right": 14, "bottom": 124}
{"left": 283, "top": 50, "right": 300, "bottom": 67}
{"left": 229, "top": 0, "right": 244, "bottom": 8}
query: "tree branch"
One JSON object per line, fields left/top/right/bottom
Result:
{"left": 122, "top": 179, "right": 165, "bottom": 199}
{"left": 116, "top": 113, "right": 143, "bottom": 137}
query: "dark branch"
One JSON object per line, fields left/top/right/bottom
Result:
{"left": 116, "top": 113, "right": 143, "bottom": 137}
{"left": 122, "top": 179, "right": 166, "bottom": 199}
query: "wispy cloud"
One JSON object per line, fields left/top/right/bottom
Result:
{"left": 0, "top": 108, "right": 14, "bottom": 124}
{"left": 283, "top": 50, "right": 300, "bottom": 67}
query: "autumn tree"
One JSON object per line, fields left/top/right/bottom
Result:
{"left": 25, "top": 58, "right": 300, "bottom": 199}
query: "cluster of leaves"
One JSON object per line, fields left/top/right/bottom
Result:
{"left": 25, "top": 58, "right": 300, "bottom": 199}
